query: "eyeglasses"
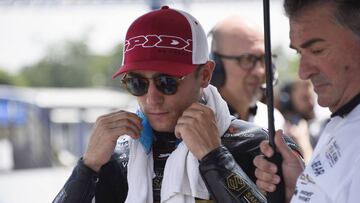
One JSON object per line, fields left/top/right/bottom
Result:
{"left": 216, "top": 52, "right": 276, "bottom": 70}
{"left": 121, "top": 73, "right": 186, "bottom": 96}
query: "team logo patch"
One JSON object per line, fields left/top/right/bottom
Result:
{"left": 298, "top": 190, "right": 314, "bottom": 202}
{"left": 311, "top": 159, "right": 325, "bottom": 176}
{"left": 299, "top": 173, "right": 315, "bottom": 185}
{"left": 226, "top": 174, "right": 246, "bottom": 192}
{"left": 244, "top": 191, "right": 262, "bottom": 203}
{"left": 325, "top": 138, "right": 341, "bottom": 167}
{"left": 225, "top": 174, "right": 261, "bottom": 203}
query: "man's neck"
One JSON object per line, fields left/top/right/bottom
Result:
{"left": 220, "top": 88, "right": 251, "bottom": 120}
{"left": 331, "top": 91, "right": 360, "bottom": 118}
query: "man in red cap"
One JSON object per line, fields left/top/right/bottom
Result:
{"left": 54, "top": 6, "right": 300, "bottom": 203}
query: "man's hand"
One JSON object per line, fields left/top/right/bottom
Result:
{"left": 175, "top": 103, "right": 220, "bottom": 160}
{"left": 253, "top": 130, "right": 304, "bottom": 203}
{"left": 83, "top": 110, "right": 142, "bottom": 172}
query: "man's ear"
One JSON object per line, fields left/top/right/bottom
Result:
{"left": 200, "top": 60, "right": 215, "bottom": 88}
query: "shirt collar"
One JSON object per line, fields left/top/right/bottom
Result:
{"left": 228, "top": 104, "right": 258, "bottom": 119}
{"left": 331, "top": 92, "right": 360, "bottom": 118}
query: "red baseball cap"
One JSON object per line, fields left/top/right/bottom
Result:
{"left": 112, "top": 6, "right": 209, "bottom": 78}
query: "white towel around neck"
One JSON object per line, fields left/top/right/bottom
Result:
{"left": 125, "top": 85, "right": 232, "bottom": 203}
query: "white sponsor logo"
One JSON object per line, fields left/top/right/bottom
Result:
{"left": 125, "top": 34, "right": 192, "bottom": 52}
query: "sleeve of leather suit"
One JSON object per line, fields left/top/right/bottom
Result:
{"left": 52, "top": 159, "right": 98, "bottom": 203}
{"left": 199, "top": 146, "right": 267, "bottom": 203}
{"left": 53, "top": 156, "right": 128, "bottom": 203}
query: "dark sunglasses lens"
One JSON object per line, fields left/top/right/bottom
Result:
{"left": 155, "top": 75, "right": 178, "bottom": 95}
{"left": 125, "top": 77, "right": 148, "bottom": 96}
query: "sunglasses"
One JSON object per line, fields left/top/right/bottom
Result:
{"left": 216, "top": 52, "right": 277, "bottom": 70}
{"left": 121, "top": 73, "right": 186, "bottom": 96}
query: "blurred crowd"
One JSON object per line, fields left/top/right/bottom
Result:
{"left": 276, "top": 80, "right": 330, "bottom": 162}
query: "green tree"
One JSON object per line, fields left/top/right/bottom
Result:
{"left": 19, "top": 40, "right": 91, "bottom": 87}
{"left": 272, "top": 46, "right": 300, "bottom": 84}
{"left": 0, "top": 69, "right": 13, "bottom": 85}
{"left": 102, "top": 44, "right": 124, "bottom": 88}
{"left": 17, "top": 40, "right": 124, "bottom": 88}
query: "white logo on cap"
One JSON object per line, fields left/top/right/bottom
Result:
{"left": 170, "top": 40, "right": 179, "bottom": 45}
{"left": 125, "top": 35, "right": 192, "bottom": 53}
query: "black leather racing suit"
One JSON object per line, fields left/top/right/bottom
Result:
{"left": 53, "top": 119, "right": 301, "bottom": 203}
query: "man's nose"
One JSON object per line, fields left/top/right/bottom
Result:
{"left": 251, "top": 60, "right": 266, "bottom": 75}
{"left": 298, "top": 56, "right": 316, "bottom": 80}
{"left": 145, "top": 81, "right": 164, "bottom": 105}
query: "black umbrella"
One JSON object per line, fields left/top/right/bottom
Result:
{"left": 262, "top": 0, "right": 285, "bottom": 202}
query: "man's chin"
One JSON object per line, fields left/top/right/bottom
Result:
{"left": 150, "top": 122, "right": 175, "bottom": 133}
{"left": 317, "top": 96, "right": 334, "bottom": 110}
{"left": 152, "top": 127, "right": 174, "bottom": 133}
